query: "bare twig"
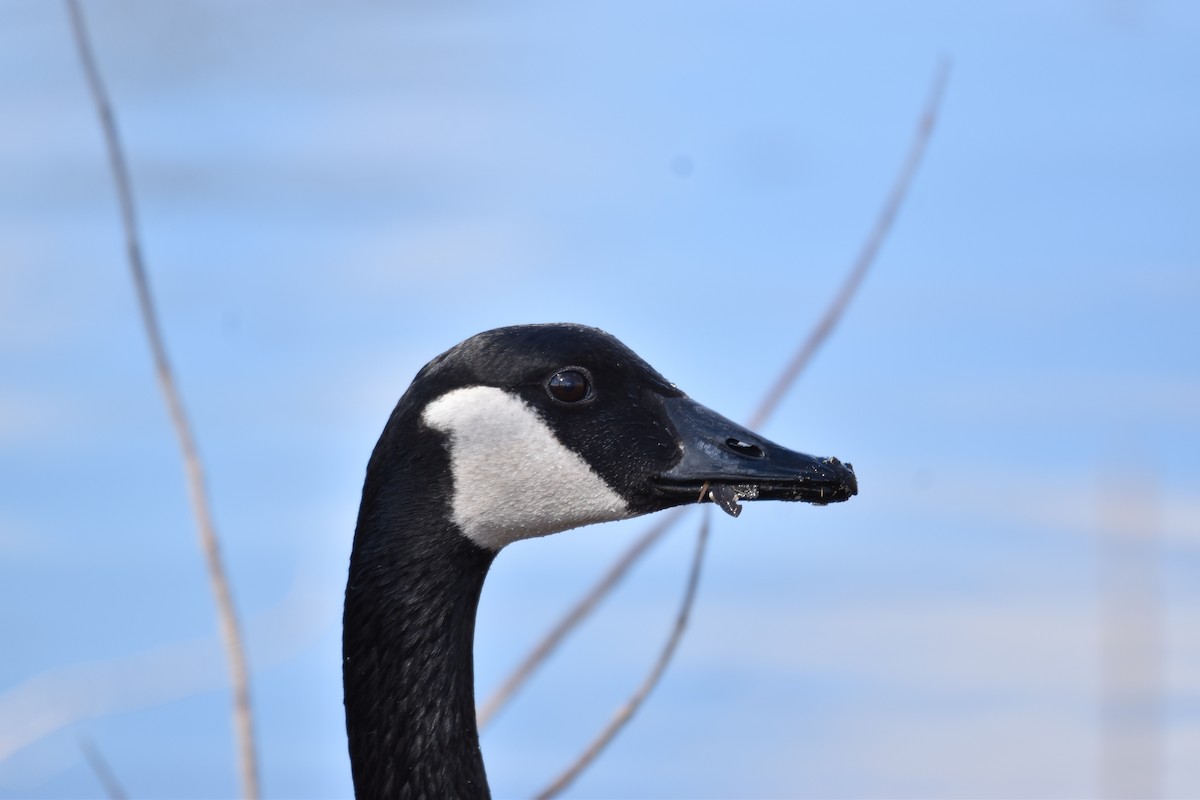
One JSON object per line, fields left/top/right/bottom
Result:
{"left": 476, "top": 507, "right": 688, "bottom": 728}
{"left": 520, "top": 57, "right": 950, "bottom": 796}
{"left": 79, "top": 737, "right": 127, "bottom": 800}
{"left": 64, "top": 3, "right": 260, "bottom": 798}
{"left": 480, "top": 59, "right": 953, "bottom": 748}
{"left": 534, "top": 511, "right": 712, "bottom": 800}
{"left": 748, "top": 56, "right": 951, "bottom": 430}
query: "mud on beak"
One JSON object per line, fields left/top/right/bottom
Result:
{"left": 654, "top": 395, "right": 858, "bottom": 517}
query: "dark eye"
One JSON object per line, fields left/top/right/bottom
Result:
{"left": 547, "top": 369, "right": 590, "bottom": 403}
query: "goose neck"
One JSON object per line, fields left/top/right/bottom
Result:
{"left": 344, "top": 508, "right": 496, "bottom": 799}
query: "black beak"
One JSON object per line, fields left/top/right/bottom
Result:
{"left": 655, "top": 395, "right": 858, "bottom": 517}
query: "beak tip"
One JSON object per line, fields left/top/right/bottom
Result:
{"left": 821, "top": 456, "right": 858, "bottom": 501}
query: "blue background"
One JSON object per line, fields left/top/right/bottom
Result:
{"left": 1, "top": 2, "right": 1198, "bottom": 798}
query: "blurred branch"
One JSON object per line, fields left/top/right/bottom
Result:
{"left": 516, "top": 57, "right": 955, "bottom": 796}
{"left": 63, "top": 3, "right": 260, "bottom": 798}
{"left": 79, "top": 737, "right": 127, "bottom": 800}
{"left": 747, "top": 56, "right": 951, "bottom": 430}
{"left": 476, "top": 507, "right": 688, "bottom": 728}
{"left": 480, "top": 58, "right": 952, "bottom": 750}
{"left": 534, "top": 511, "right": 712, "bottom": 800}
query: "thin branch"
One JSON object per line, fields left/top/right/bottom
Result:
{"left": 480, "top": 59, "right": 953, "bottom": 743}
{"left": 79, "top": 737, "right": 127, "bottom": 800}
{"left": 515, "top": 57, "right": 957, "bottom": 796}
{"left": 476, "top": 507, "right": 688, "bottom": 728}
{"left": 534, "top": 511, "right": 712, "bottom": 800}
{"left": 747, "top": 57, "right": 951, "bottom": 431}
{"left": 63, "top": 3, "right": 260, "bottom": 798}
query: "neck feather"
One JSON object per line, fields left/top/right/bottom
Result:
{"left": 344, "top": 452, "right": 497, "bottom": 799}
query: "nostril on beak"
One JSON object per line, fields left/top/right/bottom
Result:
{"left": 725, "top": 438, "right": 764, "bottom": 458}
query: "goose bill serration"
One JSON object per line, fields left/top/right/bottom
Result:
{"left": 344, "top": 323, "right": 857, "bottom": 799}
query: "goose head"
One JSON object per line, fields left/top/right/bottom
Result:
{"left": 345, "top": 322, "right": 856, "bottom": 798}
{"left": 397, "top": 322, "right": 856, "bottom": 551}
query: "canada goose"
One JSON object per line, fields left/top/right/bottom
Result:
{"left": 343, "top": 323, "right": 857, "bottom": 798}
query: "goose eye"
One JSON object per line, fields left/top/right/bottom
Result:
{"left": 547, "top": 369, "right": 590, "bottom": 403}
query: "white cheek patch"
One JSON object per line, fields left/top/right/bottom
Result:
{"left": 421, "top": 386, "right": 631, "bottom": 550}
